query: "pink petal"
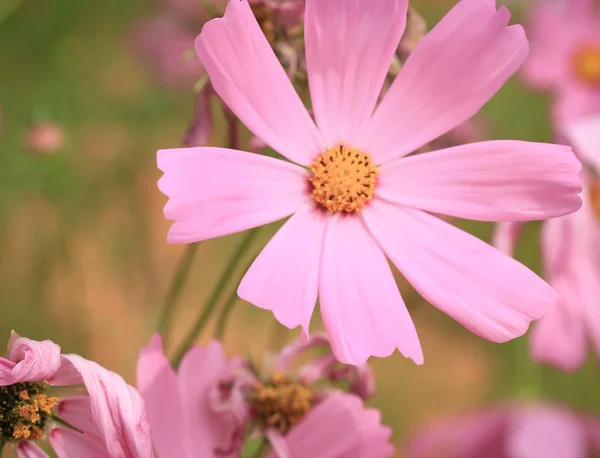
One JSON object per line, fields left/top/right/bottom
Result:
{"left": 136, "top": 334, "right": 189, "bottom": 458}
{"left": 157, "top": 147, "right": 310, "bottom": 243}
{"left": 50, "top": 428, "right": 109, "bottom": 458}
{"left": 319, "top": 214, "right": 423, "bottom": 365}
{"left": 268, "top": 392, "right": 394, "bottom": 458}
{"left": 195, "top": 0, "right": 323, "bottom": 165}
{"left": 16, "top": 442, "right": 49, "bottom": 458}
{"left": 492, "top": 222, "right": 525, "bottom": 257}
{"left": 178, "top": 341, "right": 240, "bottom": 456}
{"left": 377, "top": 141, "right": 582, "bottom": 222}
{"left": 363, "top": 200, "right": 553, "bottom": 343}
{"left": 272, "top": 333, "right": 330, "bottom": 373}
{"left": 562, "top": 115, "right": 600, "bottom": 173}
{"left": 304, "top": 0, "right": 408, "bottom": 147}
{"left": 0, "top": 332, "right": 61, "bottom": 384}
{"left": 182, "top": 86, "right": 213, "bottom": 147}
{"left": 405, "top": 406, "right": 510, "bottom": 458}
{"left": 553, "top": 87, "right": 600, "bottom": 126}
{"left": 62, "top": 354, "right": 153, "bottom": 458}
{"left": 238, "top": 204, "right": 327, "bottom": 337}
{"left": 357, "top": 0, "right": 528, "bottom": 163}
{"left": 506, "top": 405, "right": 587, "bottom": 458}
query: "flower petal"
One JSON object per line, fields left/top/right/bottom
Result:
{"left": 157, "top": 147, "right": 310, "bottom": 243}
{"left": 358, "top": 0, "right": 528, "bottom": 163}
{"left": 178, "top": 341, "right": 241, "bottom": 456}
{"left": 377, "top": 141, "right": 582, "bottom": 222}
{"left": 492, "top": 222, "right": 525, "bottom": 257}
{"left": 62, "top": 355, "right": 153, "bottom": 458}
{"left": 195, "top": 0, "right": 323, "bottom": 164}
{"left": 304, "top": 0, "right": 408, "bottom": 147}
{"left": 0, "top": 333, "right": 61, "bottom": 385}
{"left": 363, "top": 200, "right": 553, "bottom": 343}
{"left": 238, "top": 204, "right": 327, "bottom": 337}
{"left": 136, "top": 334, "right": 190, "bottom": 458}
{"left": 268, "top": 392, "right": 394, "bottom": 458}
{"left": 319, "top": 214, "right": 423, "bottom": 365}
{"left": 16, "top": 442, "right": 49, "bottom": 458}
{"left": 562, "top": 115, "right": 600, "bottom": 174}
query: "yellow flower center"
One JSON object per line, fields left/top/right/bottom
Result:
{"left": 588, "top": 179, "right": 600, "bottom": 219}
{"left": 0, "top": 382, "right": 59, "bottom": 442}
{"left": 247, "top": 373, "right": 315, "bottom": 435}
{"left": 573, "top": 43, "right": 600, "bottom": 86}
{"left": 309, "top": 143, "right": 379, "bottom": 213}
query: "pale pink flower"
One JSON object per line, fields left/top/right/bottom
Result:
{"left": 494, "top": 115, "right": 600, "bottom": 372}
{"left": 406, "top": 402, "right": 600, "bottom": 458}
{"left": 136, "top": 335, "right": 245, "bottom": 457}
{"left": 522, "top": 0, "right": 600, "bottom": 123}
{"left": 158, "top": 0, "right": 583, "bottom": 365}
{"left": 267, "top": 392, "right": 394, "bottom": 458}
{"left": 27, "top": 121, "right": 64, "bottom": 155}
{"left": 0, "top": 332, "right": 152, "bottom": 458}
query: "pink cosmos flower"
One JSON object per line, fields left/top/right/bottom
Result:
{"left": 406, "top": 402, "right": 600, "bottom": 458}
{"left": 522, "top": 0, "right": 600, "bottom": 123}
{"left": 158, "top": 0, "right": 583, "bottom": 365}
{"left": 0, "top": 332, "right": 152, "bottom": 458}
{"left": 494, "top": 115, "right": 600, "bottom": 372}
{"left": 137, "top": 334, "right": 391, "bottom": 457}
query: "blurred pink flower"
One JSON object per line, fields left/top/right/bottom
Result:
{"left": 522, "top": 0, "right": 600, "bottom": 123}
{"left": 406, "top": 402, "right": 600, "bottom": 458}
{"left": 136, "top": 334, "right": 245, "bottom": 457}
{"left": 0, "top": 331, "right": 152, "bottom": 458}
{"left": 494, "top": 115, "right": 600, "bottom": 372}
{"left": 158, "top": 0, "right": 582, "bottom": 365}
{"left": 267, "top": 392, "right": 394, "bottom": 458}
{"left": 27, "top": 121, "right": 64, "bottom": 155}
{"left": 182, "top": 86, "right": 214, "bottom": 147}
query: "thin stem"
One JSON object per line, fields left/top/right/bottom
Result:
{"left": 225, "top": 109, "right": 240, "bottom": 150}
{"left": 172, "top": 228, "right": 260, "bottom": 367}
{"left": 157, "top": 243, "right": 201, "bottom": 343}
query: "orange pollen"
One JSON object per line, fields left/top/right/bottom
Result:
{"left": 18, "top": 391, "right": 30, "bottom": 401}
{"left": 588, "top": 179, "right": 600, "bottom": 219}
{"left": 33, "top": 394, "right": 59, "bottom": 415}
{"left": 12, "top": 424, "right": 31, "bottom": 440}
{"left": 17, "top": 405, "right": 40, "bottom": 423}
{"left": 29, "top": 426, "right": 44, "bottom": 441}
{"left": 309, "top": 143, "right": 379, "bottom": 213}
{"left": 573, "top": 43, "right": 600, "bottom": 86}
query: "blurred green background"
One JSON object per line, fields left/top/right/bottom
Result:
{"left": 0, "top": 0, "right": 598, "bottom": 455}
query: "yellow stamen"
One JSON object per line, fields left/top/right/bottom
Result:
{"left": 18, "top": 390, "right": 30, "bottom": 401}
{"left": 573, "top": 44, "right": 600, "bottom": 86}
{"left": 29, "top": 426, "right": 44, "bottom": 441}
{"left": 309, "top": 143, "right": 379, "bottom": 213}
{"left": 12, "top": 424, "right": 31, "bottom": 440}
{"left": 17, "top": 404, "right": 40, "bottom": 423}
{"left": 33, "top": 394, "right": 59, "bottom": 415}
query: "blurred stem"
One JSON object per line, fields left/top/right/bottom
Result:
{"left": 225, "top": 109, "right": 240, "bottom": 150}
{"left": 157, "top": 243, "right": 201, "bottom": 344}
{"left": 172, "top": 228, "right": 260, "bottom": 367}
{"left": 513, "top": 335, "right": 542, "bottom": 399}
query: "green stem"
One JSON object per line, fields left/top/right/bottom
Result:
{"left": 157, "top": 243, "right": 201, "bottom": 343}
{"left": 172, "top": 228, "right": 260, "bottom": 367}
{"left": 52, "top": 414, "right": 84, "bottom": 434}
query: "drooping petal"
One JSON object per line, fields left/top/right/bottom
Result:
{"left": 492, "top": 222, "right": 525, "bottom": 257}
{"left": 268, "top": 392, "right": 394, "bottom": 458}
{"left": 61, "top": 355, "right": 153, "bottom": 458}
{"left": 0, "top": 332, "right": 61, "bottom": 385}
{"left": 238, "top": 204, "right": 327, "bottom": 337}
{"left": 376, "top": 141, "right": 582, "bottom": 222}
{"left": 405, "top": 406, "right": 511, "bottom": 458}
{"left": 357, "top": 0, "right": 528, "bottom": 163}
{"left": 178, "top": 341, "right": 241, "bottom": 457}
{"left": 318, "top": 214, "right": 423, "bottom": 365}
{"left": 562, "top": 115, "right": 600, "bottom": 173}
{"left": 195, "top": 0, "right": 323, "bottom": 165}
{"left": 363, "top": 200, "right": 553, "bottom": 343}
{"left": 506, "top": 405, "right": 587, "bottom": 458}
{"left": 157, "top": 147, "right": 310, "bottom": 243}
{"left": 136, "top": 334, "right": 190, "bottom": 458}
{"left": 16, "top": 442, "right": 49, "bottom": 458}
{"left": 304, "top": 0, "right": 408, "bottom": 147}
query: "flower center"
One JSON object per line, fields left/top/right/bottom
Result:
{"left": 0, "top": 382, "right": 59, "bottom": 442}
{"left": 573, "top": 43, "right": 600, "bottom": 86}
{"left": 309, "top": 143, "right": 379, "bottom": 213}
{"left": 588, "top": 179, "right": 600, "bottom": 219}
{"left": 247, "top": 373, "right": 315, "bottom": 435}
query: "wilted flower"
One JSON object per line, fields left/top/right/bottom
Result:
{"left": 27, "top": 121, "right": 64, "bottom": 155}
{"left": 406, "top": 402, "right": 600, "bottom": 458}
{"left": 158, "top": 0, "right": 582, "bottom": 365}
{"left": 521, "top": 0, "right": 600, "bottom": 123}
{"left": 0, "top": 332, "right": 152, "bottom": 457}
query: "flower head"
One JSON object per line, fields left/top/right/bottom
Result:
{"left": 0, "top": 331, "right": 152, "bottom": 457}
{"left": 158, "top": 0, "right": 582, "bottom": 365}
